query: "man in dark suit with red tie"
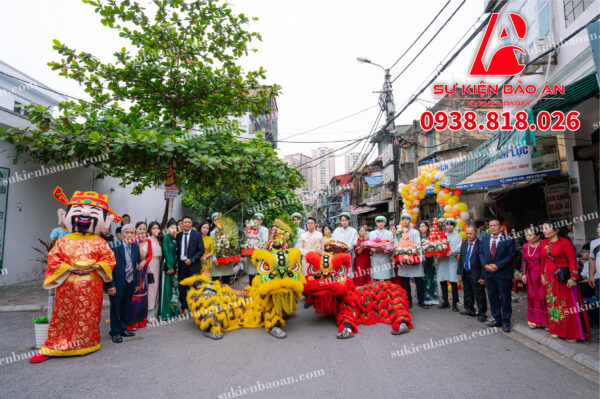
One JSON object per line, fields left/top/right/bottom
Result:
{"left": 458, "top": 226, "right": 487, "bottom": 322}
{"left": 176, "top": 216, "right": 205, "bottom": 313}
{"left": 479, "top": 218, "right": 516, "bottom": 332}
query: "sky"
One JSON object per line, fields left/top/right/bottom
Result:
{"left": 0, "top": 0, "right": 488, "bottom": 174}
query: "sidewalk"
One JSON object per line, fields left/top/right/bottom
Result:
{"left": 456, "top": 285, "right": 599, "bottom": 374}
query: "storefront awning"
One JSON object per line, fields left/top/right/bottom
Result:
{"left": 350, "top": 206, "right": 375, "bottom": 215}
{"left": 532, "top": 72, "right": 599, "bottom": 114}
{"left": 442, "top": 128, "right": 525, "bottom": 188}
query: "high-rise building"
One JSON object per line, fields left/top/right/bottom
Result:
{"left": 282, "top": 153, "right": 313, "bottom": 190}
{"left": 311, "top": 147, "right": 335, "bottom": 192}
{"left": 344, "top": 152, "right": 367, "bottom": 173}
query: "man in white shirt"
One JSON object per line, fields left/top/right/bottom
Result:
{"left": 331, "top": 212, "right": 358, "bottom": 253}
{"left": 297, "top": 217, "right": 324, "bottom": 274}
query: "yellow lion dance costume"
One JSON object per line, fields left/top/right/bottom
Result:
{"left": 180, "top": 247, "right": 305, "bottom": 339}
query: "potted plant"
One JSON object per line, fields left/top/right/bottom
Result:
{"left": 33, "top": 315, "right": 49, "bottom": 349}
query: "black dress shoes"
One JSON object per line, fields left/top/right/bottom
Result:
{"left": 460, "top": 310, "right": 476, "bottom": 316}
{"left": 487, "top": 321, "right": 502, "bottom": 327}
{"left": 502, "top": 324, "right": 511, "bottom": 332}
{"left": 452, "top": 303, "right": 459, "bottom": 312}
{"left": 437, "top": 301, "right": 450, "bottom": 309}
{"left": 111, "top": 335, "right": 123, "bottom": 343}
{"left": 477, "top": 315, "right": 488, "bottom": 322}
{"left": 121, "top": 331, "right": 135, "bottom": 337}
{"left": 417, "top": 303, "right": 429, "bottom": 309}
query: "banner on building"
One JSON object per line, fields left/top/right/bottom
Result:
{"left": 423, "top": 138, "right": 560, "bottom": 192}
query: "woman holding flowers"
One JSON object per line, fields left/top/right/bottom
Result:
{"left": 419, "top": 221, "right": 439, "bottom": 305}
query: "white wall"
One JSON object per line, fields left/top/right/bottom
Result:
{"left": 0, "top": 141, "right": 186, "bottom": 286}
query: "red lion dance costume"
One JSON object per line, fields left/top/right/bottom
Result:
{"left": 303, "top": 251, "right": 413, "bottom": 338}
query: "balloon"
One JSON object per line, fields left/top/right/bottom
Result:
{"left": 443, "top": 193, "right": 451, "bottom": 201}
{"left": 433, "top": 187, "right": 440, "bottom": 194}
{"left": 444, "top": 205, "right": 452, "bottom": 212}
{"left": 413, "top": 200, "right": 419, "bottom": 206}
{"left": 453, "top": 188, "right": 462, "bottom": 196}
{"left": 418, "top": 192, "right": 425, "bottom": 199}
{"left": 457, "top": 203, "right": 467, "bottom": 212}
{"left": 460, "top": 211, "right": 470, "bottom": 221}
{"left": 448, "top": 197, "right": 458, "bottom": 206}
{"left": 457, "top": 218, "right": 465, "bottom": 228}
{"left": 452, "top": 208, "right": 461, "bottom": 216}
{"left": 412, "top": 207, "right": 419, "bottom": 213}
{"left": 459, "top": 231, "right": 466, "bottom": 239}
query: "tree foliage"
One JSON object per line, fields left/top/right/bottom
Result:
{"left": 0, "top": 0, "right": 302, "bottom": 198}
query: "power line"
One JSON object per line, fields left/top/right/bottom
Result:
{"left": 348, "top": 109, "right": 383, "bottom": 176}
{"left": 278, "top": 104, "right": 378, "bottom": 140}
{"left": 389, "top": 0, "right": 507, "bottom": 126}
{"left": 391, "top": 0, "right": 467, "bottom": 84}
{"left": 389, "top": 0, "right": 452, "bottom": 70}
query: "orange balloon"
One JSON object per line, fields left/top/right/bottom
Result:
{"left": 452, "top": 208, "right": 461, "bottom": 216}
{"left": 453, "top": 188, "right": 462, "bottom": 196}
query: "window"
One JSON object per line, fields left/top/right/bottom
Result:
{"left": 563, "top": 0, "right": 592, "bottom": 28}
{"left": 538, "top": 0, "right": 551, "bottom": 37}
{"left": 426, "top": 130, "right": 436, "bottom": 153}
{"left": 13, "top": 101, "right": 29, "bottom": 117}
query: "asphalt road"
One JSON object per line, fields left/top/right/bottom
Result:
{"left": 0, "top": 304, "right": 598, "bottom": 399}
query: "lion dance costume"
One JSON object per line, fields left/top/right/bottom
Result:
{"left": 180, "top": 221, "right": 305, "bottom": 339}
{"left": 303, "top": 251, "right": 413, "bottom": 338}
{"left": 30, "top": 187, "right": 121, "bottom": 363}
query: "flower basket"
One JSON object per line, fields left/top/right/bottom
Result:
{"left": 423, "top": 218, "right": 451, "bottom": 257}
{"left": 215, "top": 255, "right": 240, "bottom": 264}
{"left": 33, "top": 316, "right": 49, "bottom": 349}
{"left": 393, "top": 228, "right": 421, "bottom": 265}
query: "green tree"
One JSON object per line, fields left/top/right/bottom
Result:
{"left": 0, "top": 0, "right": 302, "bottom": 221}
{"left": 183, "top": 186, "right": 304, "bottom": 227}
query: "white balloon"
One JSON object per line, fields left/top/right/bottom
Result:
{"left": 460, "top": 211, "right": 470, "bottom": 221}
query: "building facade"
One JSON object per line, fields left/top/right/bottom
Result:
{"left": 0, "top": 60, "right": 187, "bottom": 286}
{"left": 311, "top": 147, "right": 335, "bottom": 192}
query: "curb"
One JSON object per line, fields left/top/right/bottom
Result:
{"left": 511, "top": 322, "right": 599, "bottom": 374}
{"left": 0, "top": 301, "right": 111, "bottom": 313}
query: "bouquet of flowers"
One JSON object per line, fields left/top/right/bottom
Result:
{"left": 213, "top": 216, "right": 240, "bottom": 264}
{"left": 393, "top": 228, "right": 421, "bottom": 265}
{"left": 240, "top": 220, "right": 267, "bottom": 256}
{"left": 355, "top": 236, "right": 394, "bottom": 253}
{"left": 422, "top": 218, "right": 450, "bottom": 257}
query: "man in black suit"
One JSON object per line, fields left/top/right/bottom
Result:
{"left": 176, "top": 215, "right": 205, "bottom": 312}
{"left": 479, "top": 218, "right": 516, "bottom": 332}
{"left": 106, "top": 225, "right": 140, "bottom": 343}
{"left": 458, "top": 226, "right": 487, "bottom": 322}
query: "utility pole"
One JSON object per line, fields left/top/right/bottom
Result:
{"left": 382, "top": 68, "right": 399, "bottom": 224}
{"left": 357, "top": 58, "right": 399, "bottom": 223}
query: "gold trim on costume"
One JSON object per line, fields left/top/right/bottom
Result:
{"left": 96, "top": 261, "right": 113, "bottom": 282}
{"left": 65, "top": 274, "right": 102, "bottom": 282}
{"left": 65, "top": 233, "right": 100, "bottom": 240}
{"left": 40, "top": 343, "right": 101, "bottom": 356}
{"left": 43, "top": 264, "right": 72, "bottom": 288}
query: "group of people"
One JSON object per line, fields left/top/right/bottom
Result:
{"left": 35, "top": 184, "right": 596, "bottom": 365}
{"left": 296, "top": 213, "right": 596, "bottom": 342}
